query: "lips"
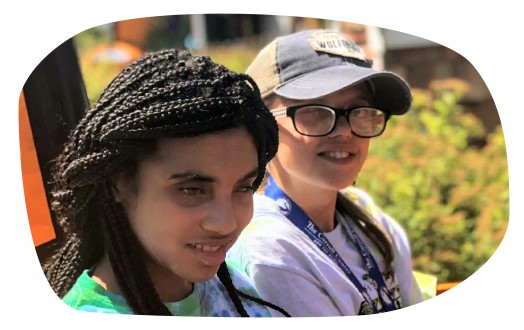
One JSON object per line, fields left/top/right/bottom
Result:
{"left": 192, "top": 243, "right": 222, "bottom": 252}
{"left": 188, "top": 240, "right": 234, "bottom": 267}
{"left": 318, "top": 149, "right": 357, "bottom": 161}
{"left": 319, "top": 151, "right": 352, "bottom": 159}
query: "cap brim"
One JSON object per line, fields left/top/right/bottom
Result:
{"left": 275, "top": 64, "right": 412, "bottom": 115}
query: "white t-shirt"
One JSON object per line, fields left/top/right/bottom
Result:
{"left": 227, "top": 187, "right": 424, "bottom": 317}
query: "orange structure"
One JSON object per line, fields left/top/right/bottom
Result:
{"left": 19, "top": 92, "right": 55, "bottom": 247}
{"left": 115, "top": 17, "right": 153, "bottom": 48}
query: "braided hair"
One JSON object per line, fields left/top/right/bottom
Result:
{"left": 42, "top": 48, "right": 289, "bottom": 316}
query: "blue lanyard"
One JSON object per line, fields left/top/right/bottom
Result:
{"left": 264, "top": 177, "right": 398, "bottom": 313}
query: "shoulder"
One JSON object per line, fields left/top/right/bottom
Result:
{"left": 242, "top": 194, "right": 305, "bottom": 242}
{"left": 200, "top": 263, "right": 271, "bottom": 317}
{"left": 340, "top": 186, "right": 394, "bottom": 225}
{"left": 228, "top": 195, "right": 319, "bottom": 268}
{"left": 339, "top": 186, "right": 409, "bottom": 244}
{"left": 63, "top": 270, "right": 130, "bottom": 314}
{"left": 252, "top": 193, "right": 285, "bottom": 217}
{"left": 226, "top": 259, "right": 270, "bottom": 313}
{"left": 340, "top": 186, "right": 381, "bottom": 213}
{"left": 227, "top": 259, "right": 258, "bottom": 291}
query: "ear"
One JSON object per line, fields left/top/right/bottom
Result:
{"left": 110, "top": 175, "right": 127, "bottom": 203}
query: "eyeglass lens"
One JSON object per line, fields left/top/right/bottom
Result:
{"left": 294, "top": 106, "right": 385, "bottom": 137}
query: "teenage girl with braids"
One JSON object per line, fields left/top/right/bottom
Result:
{"left": 42, "top": 48, "right": 290, "bottom": 317}
{"left": 227, "top": 29, "right": 424, "bottom": 316}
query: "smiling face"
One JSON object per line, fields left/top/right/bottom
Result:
{"left": 114, "top": 127, "right": 258, "bottom": 291}
{"left": 268, "top": 83, "right": 372, "bottom": 194}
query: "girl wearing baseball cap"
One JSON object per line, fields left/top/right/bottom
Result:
{"left": 228, "top": 29, "right": 424, "bottom": 316}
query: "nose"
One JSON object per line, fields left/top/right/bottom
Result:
{"left": 200, "top": 199, "right": 239, "bottom": 235}
{"left": 329, "top": 113, "right": 353, "bottom": 138}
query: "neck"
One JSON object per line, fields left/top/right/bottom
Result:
{"left": 91, "top": 255, "right": 119, "bottom": 293}
{"left": 147, "top": 262, "right": 194, "bottom": 302}
{"left": 269, "top": 172, "right": 338, "bottom": 232}
{"left": 92, "top": 255, "right": 194, "bottom": 303}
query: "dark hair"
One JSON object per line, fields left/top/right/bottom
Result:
{"left": 42, "top": 48, "right": 289, "bottom": 316}
{"left": 336, "top": 194, "right": 394, "bottom": 274}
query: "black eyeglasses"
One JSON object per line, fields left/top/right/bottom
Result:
{"left": 270, "top": 104, "right": 390, "bottom": 138}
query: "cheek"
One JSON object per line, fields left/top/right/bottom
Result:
{"left": 130, "top": 204, "right": 201, "bottom": 266}
{"left": 128, "top": 195, "right": 191, "bottom": 244}
{"left": 278, "top": 128, "right": 316, "bottom": 164}
{"left": 234, "top": 194, "right": 254, "bottom": 229}
{"left": 359, "top": 139, "right": 370, "bottom": 159}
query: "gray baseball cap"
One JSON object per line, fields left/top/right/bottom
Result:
{"left": 246, "top": 29, "right": 412, "bottom": 115}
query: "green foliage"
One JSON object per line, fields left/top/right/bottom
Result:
{"left": 73, "top": 27, "right": 122, "bottom": 105}
{"left": 73, "top": 27, "right": 144, "bottom": 105}
{"left": 79, "top": 61, "right": 123, "bottom": 106}
{"left": 73, "top": 25, "right": 113, "bottom": 54}
{"left": 357, "top": 80, "right": 509, "bottom": 283}
{"left": 194, "top": 45, "right": 259, "bottom": 74}
{"left": 74, "top": 25, "right": 260, "bottom": 104}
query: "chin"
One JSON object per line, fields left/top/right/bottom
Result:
{"left": 324, "top": 176, "right": 356, "bottom": 191}
{"left": 337, "top": 174, "right": 359, "bottom": 188}
{"left": 190, "top": 265, "right": 222, "bottom": 283}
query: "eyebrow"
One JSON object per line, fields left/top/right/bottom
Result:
{"left": 169, "top": 171, "right": 215, "bottom": 182}
{"left": 239, "top": 167, "right": 260, "bottom": 182}
{"left": 169, "top": 167, "right": 259, "bottom": 183}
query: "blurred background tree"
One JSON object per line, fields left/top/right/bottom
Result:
{"left": 357, "top": 79, "right": 508, "bottom": 282}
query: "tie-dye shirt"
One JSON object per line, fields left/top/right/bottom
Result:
{"left": 62, "top": 261, "right": 271, "bottom": 317}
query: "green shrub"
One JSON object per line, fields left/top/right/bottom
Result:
{"left": 194, "top": 45, "right": 259, "bottom": 74}
{"left": 357, "top": 79, "right": 509, "bottom": 283}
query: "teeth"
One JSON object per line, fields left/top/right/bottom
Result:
{"left": 324, "top": 152, "right": 350, "bottom": 159}
{"left": 193, "top": 244, "right": 221, "bottom": 252}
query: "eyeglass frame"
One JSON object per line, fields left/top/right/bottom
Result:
{"left": 270, "top": 104, "right": 391, "bottom": 138}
